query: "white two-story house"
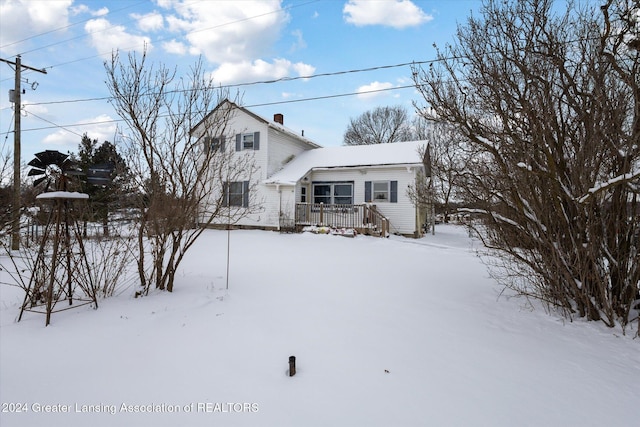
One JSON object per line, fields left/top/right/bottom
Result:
{"left": 192, "top": 100, "right": 430, "bottom": 237}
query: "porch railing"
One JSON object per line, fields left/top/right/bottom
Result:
{"left": 294, "top": 203, "right": 389, "bottom": 237}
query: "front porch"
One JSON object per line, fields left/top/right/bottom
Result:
{"left": 291, "top": 203, "right": 389, "bottom": 237}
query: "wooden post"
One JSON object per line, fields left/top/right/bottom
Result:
{"left": 289, "top": 356, "right": 296, "bottom": 376}
{"left": 319, "top": 203, "right": 324, "bottom": 225}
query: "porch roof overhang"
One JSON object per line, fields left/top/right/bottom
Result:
{"left": 263, "top": 140, "right": 427, "bottom": 186}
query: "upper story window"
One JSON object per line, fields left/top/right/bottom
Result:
{"left": 235, "top": 132, "right": 260, "bottom": 151}
{"left": 242, "top": 133, "right": 254, "bottom": 149}
{"left": 204, "top": 136, "right": 225, "bottom": 153}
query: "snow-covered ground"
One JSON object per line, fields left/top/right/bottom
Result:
{"left": 1, "top": 225, "right": 638, "bottom": 427}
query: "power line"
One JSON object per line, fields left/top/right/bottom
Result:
{"left": 247, "top": 84, "right": 415, "bottom": 108}
{"left": 21, "top": 59, "right": 434, "bottom": 108}
{"left": 26, "top": 110, "right": 84, "bottom": 138}
{"left": 1, "top": 111, "right": 13, "bottom": 155}
{"left": 1, "top": 84, "right": 417, "bottom": 137}
{"left": 0, "top": 1, "right": 148, "bottom": 52}
{"left": 3, "top": 0, "right": 319, "bottom": 75}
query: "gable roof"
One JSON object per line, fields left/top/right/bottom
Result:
{"left": 192, "top": 99, "right": 321, "bottom": 149}
{"left": 265, "top": 140, "right": 426, "bottom": 185}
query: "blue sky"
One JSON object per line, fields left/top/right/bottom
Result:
{"left": 0, "top": 0, "right": 486, "bottom": 164}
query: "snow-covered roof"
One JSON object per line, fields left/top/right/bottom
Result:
{"left": 265, "top": 140, "right": 426, "bottom": 185}
{"left": 193, "top": 99, "right": 321, "bottom": 149}
{"left": 36, "top": 191, "right": 89, "bottom": 200}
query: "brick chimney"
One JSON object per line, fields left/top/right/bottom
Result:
{"left": 274, "top": 113, "right": 284, "bottom": 125}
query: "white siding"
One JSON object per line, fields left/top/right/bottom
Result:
{"left": 267, "top": 128, "right": 314, "bottom": 178}
{"left": 199, "top": 110, "right": 271, "bottom": 227}
{"left": 195, "top": 104, "right": 422, "bottom": 235}
{"left": 198, "top": 108, "right": 315, "bottom": 230}
{"left": 308, "top": 167, "right": 420, "bottom": 235}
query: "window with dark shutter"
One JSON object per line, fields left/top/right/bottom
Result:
{"left": 223, "top": 181, "right": 250, "bottom": 207}
{"left": 243, "top": 133, "right": 254, "bottom": 149}
{"left": 214, "top": 136, "right": 225, "bottom": 152}
{"left": 365, "top": 180, "right": 398, "bottom": 203}
{"left": 373, "top": 181, "right": 389, "bottom": 201}
{"left": 228, "top": 182, "right": 244, "bottom": 206}
{"left": 235, "top": 132, "right": 260, "bottom": 150}
{"left": 205, "top": 136, "right": 225, "bottom": 152}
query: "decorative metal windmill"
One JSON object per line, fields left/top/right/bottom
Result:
{"left": 27, "top": 150, "right": 84, "bottom": 191}
{"left": 19, "top": 150, "right": 97, "bottom": 326}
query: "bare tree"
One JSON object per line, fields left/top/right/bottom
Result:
{"left": 343, "top": 105, "right": 414, "bottom": 145}
{"left": 413, "top": 0, "right": 639, "bottom": 331}
{"left": 413, "top": 117, "right": 477, "bottom": 222}
{"left": 105, "top": 50, "right": 258, "bottom": 294}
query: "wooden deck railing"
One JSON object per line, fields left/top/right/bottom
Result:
{"left": 294, "top": 203, "right": 388, "bottom": 237}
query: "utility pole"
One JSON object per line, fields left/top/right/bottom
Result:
{"left": 1, "top": 55, "right": 47, "bottom": 250}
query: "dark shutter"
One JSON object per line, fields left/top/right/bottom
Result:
{"left": 253, "top": 131, "right": 260, "bottom": 150}
{"left": 235, "top": 134, "right": 242, "bottom": 151}
{"left": 222, "top": 182, "right": 229, "bottom": 207}
{"left": 242, "top": 181, "right": 250, "bottom": 207}
{"left": 423, "top": 143, "right": 432, "bottom": 178}
{"left": 390, "top": 180, "right": 398, "bottom": 203}
{"left": 204, "top": 136, "right": 212, "bottom": 152}
{"left": 364, "top": 181, "right": 372, "bottom": 202}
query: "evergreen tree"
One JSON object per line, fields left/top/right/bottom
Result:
{"left": 75, "top": 134, "right": 129, "bottom": 235}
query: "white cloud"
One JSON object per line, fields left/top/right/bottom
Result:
{"left": 154, "top": 0, "right": 175, "bottom": 9}
{"left": 356, "top": 81, "right": 394, "bottom": 99}
{"left": 84, "top": 18, "right": 152, "bottom": 57}
{"left": 343, "top": 0, "right": 433, "bottom": 29}
{"left": 92, "top": 7, "right": 109, "bottom": 17}
{"left": 290, "top": 29, "right": 307, "bottom": 52}
{"left": 0, "top": 0, "right": 72, "bottom": 50}
{"left": 70, "top": 4, "right": 106, "bottom": 18}
{"left": 41, "top": 115, "right": 117, "bottom": 150}
{"left": 70, "top": 4, "right": 89, "bottom": 16}
{"left": 23, "top": 101, "right": 49, "bottom": 117}
{"left": 160, "top": 0, "right": 289, "bottom": 63}
{"left": 132, "top": 11, "right": 164, "bottom": 32}
{"left": 162, "top": 39, "right": 187, "bottom": 55}
{"left": 210, "top": 59, "right": 316, "bottom": 84}
{"left": 292, "top": 62, "right": 315, "bottom": 77}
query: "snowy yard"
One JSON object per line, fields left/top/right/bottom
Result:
{"left": 1, "top": 225, "right": 638, "bottom": 427}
